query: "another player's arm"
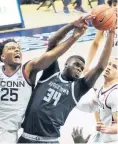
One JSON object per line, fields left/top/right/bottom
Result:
{"left": 95, "top": 112, "right": 100, "bottom": 122}
{"left": 24, "top": 14, "right": 94, "bottom": 82}
{"left": 40, "top": 22, "right": 75, "bottom": 80}
{"left": 48, "top": 23, "right": 74, "bottom": 50}
{"left": 84, "top": 30, "right": 115, "bottom": 88}
{"left": 96, "top": 112, "right": 118, "bottom": 134}
{"left": 84, "top": 30, "right": 103, "bottom": 73}
{"left": 24, "top": 27, "right": 87, "bottom": 82}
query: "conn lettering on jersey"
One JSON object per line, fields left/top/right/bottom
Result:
{"left": 49, "top": 81, "right": 69, "bottom": 95}
{"left": 0, "top": 81, "right": 25, "bottom": 88}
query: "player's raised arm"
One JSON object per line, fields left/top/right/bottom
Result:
{"left": 47, "top": 14, "right": 95, "bottom": 51}
{"left": 48, "top": 23, "right": 74, "bottom": 50}
{"left": 84, "top": 30, "right": 115, "bottom": 88}
{"left": 84, "top": 30, "right": 103, "bottom": 73}
{"left": 24, "top": 14, "right": 95, "bottom": 82}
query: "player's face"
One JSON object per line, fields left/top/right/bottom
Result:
{"left": 103, "top": 58, "right": 118, "bottom": 80}
{"left": 1, "top": 42, "right": 22, "bottom": 66}
{"left": 65, "top": 58, "right": 84, "bottom": 80}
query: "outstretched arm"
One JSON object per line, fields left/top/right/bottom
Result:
{"left": 84, "top": 30, "right": 115, "bottom": 88}
{"left": 84, "top": 30, "right": 103, "bottom": 74}
{"left": 41, "top": 22, "right": 76, "bottom": 80}
{"left": 24, "top": 15, "right": 94, "bottom": 82}
{"left": 48, "top": 23, "right": 74, "bottom": 50}
{"left": 47, "top": 16, "right": 92, "bottom": 51}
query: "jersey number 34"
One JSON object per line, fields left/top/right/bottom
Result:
{"left": 43, "top": 88, "right": 61, "bottom": 106}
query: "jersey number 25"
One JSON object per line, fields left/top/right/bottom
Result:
{"left": 1, "top": 88, "right": 18, "bottom": 102}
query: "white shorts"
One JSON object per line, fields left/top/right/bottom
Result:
{"left": 0, "top": 128, "right": 18, "bottom": 144}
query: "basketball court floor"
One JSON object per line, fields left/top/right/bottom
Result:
{"left": 0, "top": 1, "right": 106, "bottom": 143}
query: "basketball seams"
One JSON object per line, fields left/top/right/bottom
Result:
{"left": 91, "top": 5, "right": 116, "bottom": 30}
{"left": 94, "top": 7, "right": 111, "bottom": 19}
{"left": 101, "top": 12, "right": 115, "bottom": 29}
{"left": 95, "top": 9, "right": 113, "bottom": 27}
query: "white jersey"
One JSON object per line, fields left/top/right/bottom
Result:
{"left": 104, "top": 28, "right": 118, "bottom": 58}
{"left": 94, "top": 84, "right": 118, "bottom": 143}
{"left": 0, "top": 65, "right": 32, "bottom": 131}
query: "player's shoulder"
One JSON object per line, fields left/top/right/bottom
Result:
{"left": 110, "top": 83, "right": 118, "bottom": 91}
{"left": 39, "top": 71, "right": 60, "bottom": 83}
{"left": 106, "top": 83, "right": 118, "bottom": 99}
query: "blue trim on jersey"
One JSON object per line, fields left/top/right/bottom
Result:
{"left": 101, "top": 84, "right": 118, "bottom": 95}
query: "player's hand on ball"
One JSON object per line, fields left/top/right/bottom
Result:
{"left": 73, "top": 14, "right": 95, "bottom": 29}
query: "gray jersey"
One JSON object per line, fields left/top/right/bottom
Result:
{"left": 0, "top": 65, "right": 32, "bottom": 130}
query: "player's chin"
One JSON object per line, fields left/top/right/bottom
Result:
{"left": 103, "top": 73, "right": 109, "bottom": 78}
{"left": 73, "top": 74, "right": 80, "bottom": 80}
{"left": 13, "top": 61, "right": 22, "bottom": 66}
{"left": 14, "top": 58, "right": 22, "bottom": 63}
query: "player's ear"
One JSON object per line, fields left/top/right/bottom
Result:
{"left": 1, "top": 54, "right": 5, "bottom": 61}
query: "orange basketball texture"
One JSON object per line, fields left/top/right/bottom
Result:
{"left": 91, "top": 5, "right": 116, "bottom": 30}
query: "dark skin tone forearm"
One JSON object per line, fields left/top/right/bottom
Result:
{"left": 48, "top": 23, "right": 74, "bottom": 50}
{"left": 84, "top": 30, "right": 115, "bottom": 88}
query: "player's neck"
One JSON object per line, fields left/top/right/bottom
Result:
{"left": 3, "top": 64, "right": 20, "bottom": 76}
{"left": 61, "top": 71, "right": 74, "bottom": 81}
{"left": 104, "top": 79, "right": 118, "bottom": 88}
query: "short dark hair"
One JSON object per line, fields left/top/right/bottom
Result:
{"left": 66, "top": 55, "right": 85, "bottom": 64}
{"left": 0, "top": 39, "right": 17, "bottom": 61}
{"left": 107, "top": 0, "right": 118, "bottom": 6}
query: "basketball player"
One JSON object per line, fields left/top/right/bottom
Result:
{"left": 72, "top": 2, "right": 118, "bottom": 142}
{"left": 75, "top": 57, "right": 118, "bottom": 143}
{"left": 18, "top": 17, "right": 115, "bottom": 144}
{"left": 0, "top": 14, "right": 91, "bottom": 143}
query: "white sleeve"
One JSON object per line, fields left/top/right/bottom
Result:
{"left": 76, "top": 88, "right": 98, "bottom": 113}
{"left": 107, "top": 89, "right": 118, "bottom": 112}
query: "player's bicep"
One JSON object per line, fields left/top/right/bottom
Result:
{"left": 84, "top": 67, "right": 103, "bottom": 88}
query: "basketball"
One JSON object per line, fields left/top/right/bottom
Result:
{"left": 91, "top": 4, "right": 116, "bottom": 30}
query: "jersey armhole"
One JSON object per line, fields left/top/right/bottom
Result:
{"left": 105, "top": 88, "right": 118, "bottom": 109}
